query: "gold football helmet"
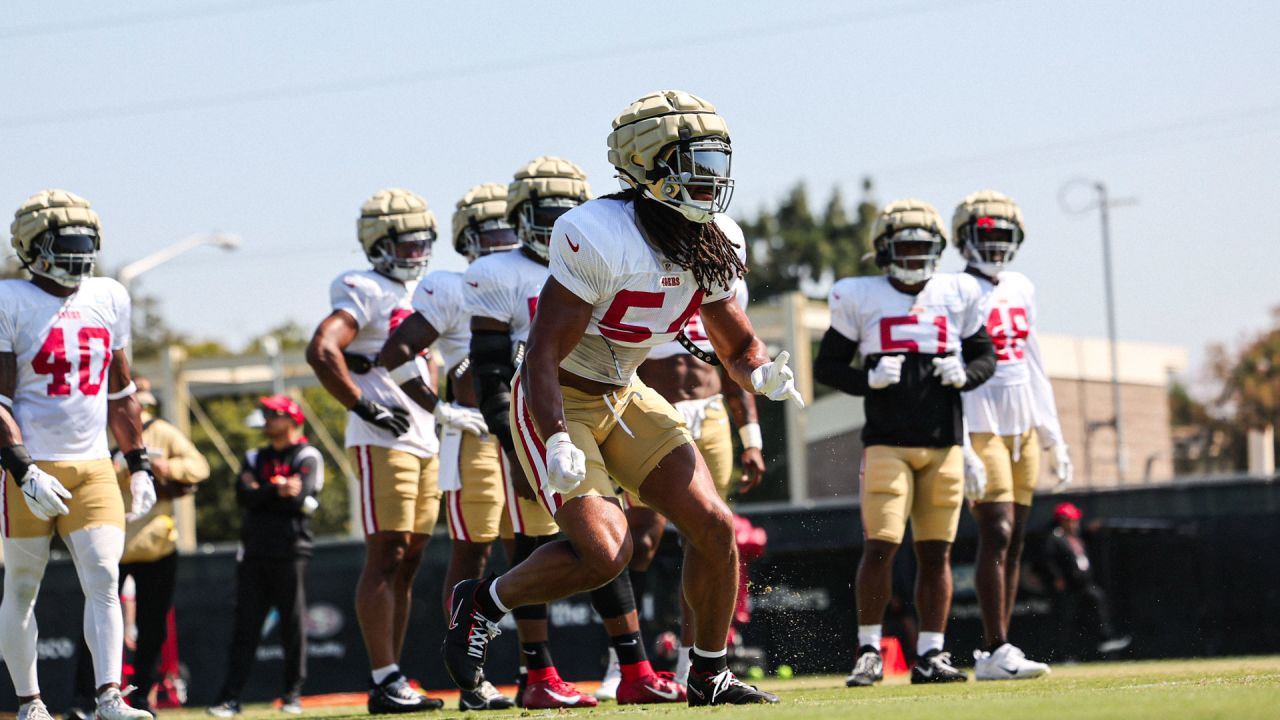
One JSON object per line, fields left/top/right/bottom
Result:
{"left": 357, "top": 188, "right": 436, "bottom": 281}
{"left": 873, "top": 199, "right": 947, "bottom": 285}
{"left": 452, "top": 183, "right": 518, "bottom": 262}
{"left": 952, "top": 190, "right": 1025, "bottom": 276}
{"left": 10, "top": 189, "right": 102, "bottom": 288}
{"left": 506, "top": 156, "right": 590, "bottom": 261}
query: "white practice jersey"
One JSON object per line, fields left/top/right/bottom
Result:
{"left": 828, "top": 273, "right": 986, "bottom": 356}
{"left": 0, "top": 277, "right": 131, "bottom": 461}
{"left": 463, "top": 249, "right": 548, "bottom": 345}
{"left": 648, "top": 251, "right": 750, "bottom": 361}
{"left": 329, "top": 269, "right": 437, "bottom": 456}
{"left": 412, "top": 270, "right": 470, "bottom": 371}
{"left": 551, "top": 198, "right": 739, "bottom": 385}
{"left": 962, "top": 271, "right": 1064, "bottom": 446}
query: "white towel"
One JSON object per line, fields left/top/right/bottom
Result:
{"left": 437, "top": 426, "right": 464, "bottom": 492}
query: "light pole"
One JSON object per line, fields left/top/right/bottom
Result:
{"left": 1061, "top": 181, "right": 1136, "bottom": 482}
{"left": 117, "top": 232, "right": 241, "bottom": 290}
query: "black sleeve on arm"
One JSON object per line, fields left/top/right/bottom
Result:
{"left": 960, "top": 326, "right": 997, "bottom": 391}
{"left": 813, "top": 327, "right": 869, "bottom": 396}
{"left": 235, "top": 453, "right": 271, "bottom": 509}
{"left": 471, "top": 329, "right": 517, "bottom": 453}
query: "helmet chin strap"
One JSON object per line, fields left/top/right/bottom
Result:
{"left": 887, "top": 263, "right": 935, "bottom": 285}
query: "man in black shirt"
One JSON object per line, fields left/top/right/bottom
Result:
{"left": 1043, "top": 502, "right": 1131, "bottom": 657}
{"left": 207, "top": 396, "right": 322, "bottom": 717}
{"left": 814, "top": 199, "right": 996, "bottom": 688}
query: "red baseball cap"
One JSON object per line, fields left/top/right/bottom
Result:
{"left": 259, "top": 395, "right": 304, "bottom": 426}
{"left": 1054, "top": 502, "right": 1083, "bottom": 521}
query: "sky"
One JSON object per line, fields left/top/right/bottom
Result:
{"left": 2, "top": 0, "right": 1277, "bottom": 387}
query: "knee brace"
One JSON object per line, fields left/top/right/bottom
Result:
{"left": 589, "top": 570, "right": 637, "bottom": 620}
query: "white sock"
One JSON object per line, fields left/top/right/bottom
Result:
{"left": 489, "top": 577, "right": 512, "bottom": 614}
{"left": 917, "top": 631, "right": 945, "bottom": 656}
{"left": 0, "top": 537, "right": 51, "bottom": 697}
{"left": 857, "top": 624, "right": 882, "bottom": 650}
{"left": 371, "top": 664, "right": 399, "bottom": 685}
{"left": 674, "top": 646, "right": 692, "bottom": 686}
{"left": 66, "top": 526, "right": 125, "bottom": 690}
{"left": 692, "top": 645, "right": 727, "bottom": 658}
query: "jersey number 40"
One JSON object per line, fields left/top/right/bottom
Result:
{"left": 32, "top": 326, "right": 112, "bottom": 397}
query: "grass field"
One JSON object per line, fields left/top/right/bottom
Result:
{"left": 164, "top": 657, "right": 1280, "bottom": 720}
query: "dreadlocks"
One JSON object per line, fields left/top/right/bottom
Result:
{"left": 604, "top": 188, "right": 747, "bottom": 292}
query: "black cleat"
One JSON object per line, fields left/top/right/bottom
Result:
{"left": 442, "top": 579, "right": 503, "bottom": 692}
{"left": 846, "top": 645, "right": 884, "bottom": 687}
{"left": 368, "top": 673, "right": 445, "bottom": 714}
{"left": 514, "top": 672, "right": 527, "bottom": 708}
{"left": 687, "top": 668, "right": 779, "bottom": 706}
{"left": 911, "top": 649, "right": 968, "bottom": 684}
{"left": 458, "top": 680, "right": 515, "bottom": 711}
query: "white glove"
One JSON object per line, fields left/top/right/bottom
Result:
{"left": 963, "top": 445, "right": 988, "bottom": 501}
{"left": 18, "top": 466, "right": 71, "bottom": 522}
{"left": 1048, "top": 444, "right": 1074, "bottom": 492}
{"left": 868, "top": 355, "right": 904, "bottom": 389}
{"left": 126, "top": 471, "right": 157, "bottom": 521}
{"left": 932, "top": 356, "right": 967, "bottom": 389}
{"left": 751, "top": 351, "right": 804, "bottom": 407}
{"left": 544, "top": 431, "right": 586, "bottom": 494}
{"left": 434, "top": 402, "right": 489, "bottom": 436}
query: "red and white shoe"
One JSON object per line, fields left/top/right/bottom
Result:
{"left": 617, "top": 671, "right": 687, "bottom": 705}
{"left": 521, "top": 675, "right": 599, "bottom": 710}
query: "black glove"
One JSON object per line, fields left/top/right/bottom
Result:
{"left": 351, "top": 397, "right": 411, "bottom": 436}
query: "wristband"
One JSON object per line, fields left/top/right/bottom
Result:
{"left": 388, "top": 361, "right": 421, "bottom": 386}
{"left": 106, "top": 381, "right": 137, "bottom": 401}
{"left": 0, "top": 444, "right": 35, "bottom": 483}
{"left": 738, "top": 423, "right": 763, "bottom": 450}
{"left": 125, "top": 448, "right": 154, "bottom": 475}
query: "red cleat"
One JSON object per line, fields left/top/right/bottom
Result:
{"left": 617, "top": 670, "right": 687, "bottom": 705}
{"left": 521, "top": 676, "right": 599, "bottom": 709}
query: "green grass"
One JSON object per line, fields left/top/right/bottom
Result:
{"left": 166, "top": 657, "right": 1280, "bottom": 720}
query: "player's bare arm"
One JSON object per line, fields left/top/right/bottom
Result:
{"left": 698, "top": 296, "right": 769, "bottom": 390}
{"left": 519, "top": 279, "right": 596, "bottom": 440}
{"left": 105, "top": 349, "right": 144, "bottom": 454}
{"left": 377, "top": 312, "right": 441, "bottom": 412}
{"left": 307, "top": 310, "right": 362, "bottom": 407}
{"left": 0, "top": 352, "right": 23, "bottom": 448}
{"left": 718, "top": 364, "right": 766, "bottom": 492}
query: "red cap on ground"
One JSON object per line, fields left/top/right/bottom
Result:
{"left": 259, "top": 395, "right": 304, "bottom": 426}
{"left": 1054, "top": 501, "right": 1083, "bottom": 521}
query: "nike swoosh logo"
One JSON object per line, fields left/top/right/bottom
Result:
{"left": 425, "top": 289, "right": 434, "bottom": 295}
{"left": 467, "top": 281, "right": 479, "bottom": 287}
{"left": 565, "top": 234, "right": 580, "bottom": 252}
{"left": 619, "top": 639, "right": 638, "bottom": 646}
{"left": 543, "top": 690, "right": 581, "bottom": 705}
{"left": 645, "top": 685, "right": 680, "bottom": 700}
{"left": 999, "top": 664, "right": 1021, "bottom": 675}
{"left": 917, "top": 667, "right": 934, "bottom": 678}
{"left": 448, "top": 593, "right": 465, "bottom": 630}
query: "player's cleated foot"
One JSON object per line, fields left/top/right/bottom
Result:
{"left": 595, "top": 650, "right": 620, "bottom": 701}
{"left": 617, "top": 671, "right": 687, "bottom": 704}
{"left": 846, "top": 645, "right": 884, "bottom": 687}
{"left": 1098, "top": 635, "right": 1132, "bottom": 654}
{"left": 911, "top": 650, "right": 968, "bottom": 684}
{"left": 442, "top": 579, "right": 502, "bottom": 692}
{"left": 205, "top": 701, "right": 240, "bottom": 718}
{"left": 687, "top": 668, "right": 779, "bottom": 706}
{"left": 458, "top": 680, "right": 515, "bottom": 711}
{"left": 367, "top": 673, "right": 445, "bottom": 714}
{"left": 522, "top": 676, "right": 599, "bottom": 709}
{"left": 279, "top": 695, "right": 303, "bottom": 714}
{"left": 19, "top": 699, "right": 55, "bottom": 720}
{"left": 96, "top": 688, "right": 154, "bottom": 720}
{"left": 974, "top": 643, "right": 1050, "bottom": 681}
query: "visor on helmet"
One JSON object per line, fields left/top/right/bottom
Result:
{"left": 370, "top": 229, "right": 434, "bottom": 281}
{"left": 458, "top": 219, "right": 519, "bottom": 261}
{"left": 649, "top": 136, "right": 734, "bottom": 223}
{"left": 881, "top": 227, "right": 943, "bottom": 284}
{"left": 30, "top": 225, "right": 99, "bottom": 287}
{"left": 960, "top": 216, "right": 1023, "bottom": 272}
{"left": 518, "top": 196, "right": 580, "bottom": 260}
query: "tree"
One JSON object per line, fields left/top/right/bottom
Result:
{"left": 741, "top": 177, "right": 879, "bottom": 301}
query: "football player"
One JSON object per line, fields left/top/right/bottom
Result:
{"left": 0, "top": 190, "right": 157, "bottom": 720}
{"left": 442, "top": 91, "right": 801, "bottom": 707}
{"left": 375, "top": 182, "right": 515, "bottom": 711}
{"left": 606, "top": 271, "right": 764, "bottom": 692}
{"left": 813, "top": 199, "right": 996, "bottom": 687}
{"left": 305, "top": 189, "right": 445, "bottom": 713}
{"left": 952, "top": 190, "right": 1069, "bottom": 680}
{"left": 459, "top": 157, "right": 683, "bottom": 707}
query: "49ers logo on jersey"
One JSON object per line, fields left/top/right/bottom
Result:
{"left": 987, "top": 306, "right": 1029, "bottom": 361}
